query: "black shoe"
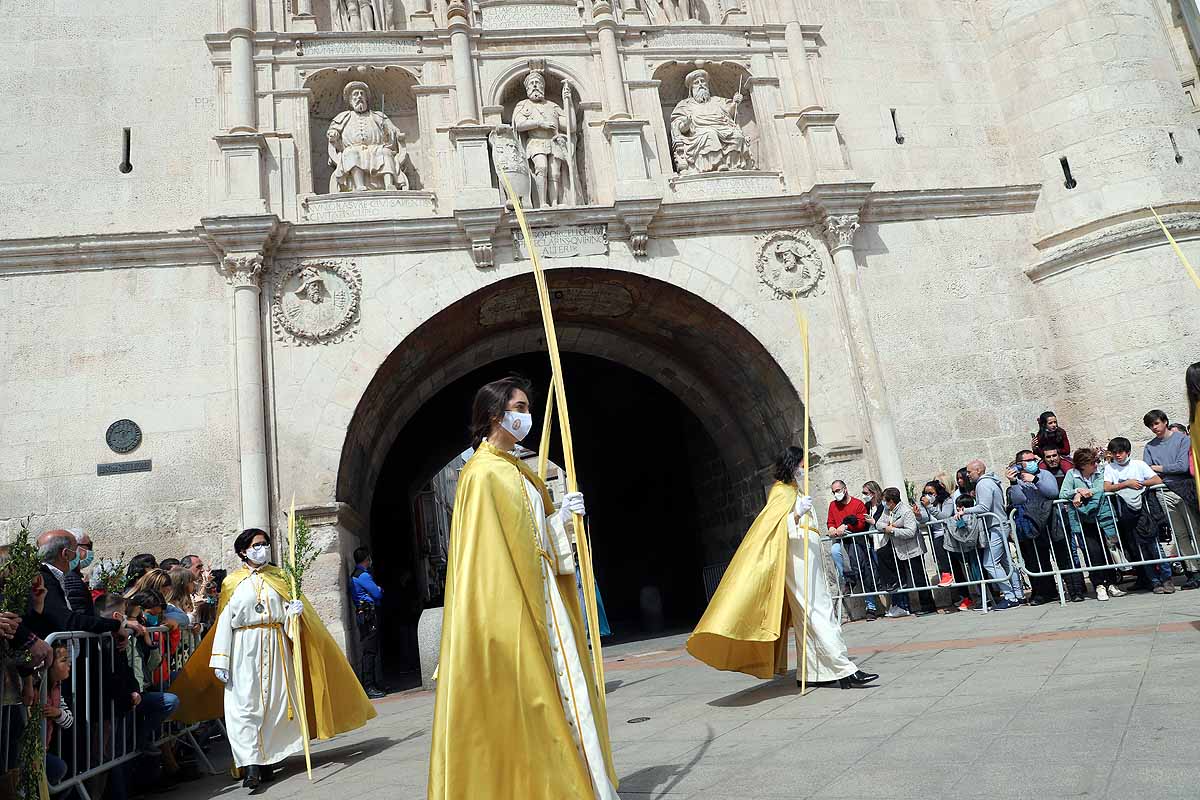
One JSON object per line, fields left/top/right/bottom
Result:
{"left": 242, "top": 766, "right": 261, "bottom": 790}
{"left": 865, "top": 607, "right": 879, "bottom": 620}
{"left": 836, "top": 670, "right": 879, "bottom": 689}
{"left": 260, "top": 765, "right": 275, "bottom": 783}
{"left": 1070, "top": 594, "right": 1085, "bottom": 603}
{"left": 365, "top": 686, "right": 387, "bottom": 699}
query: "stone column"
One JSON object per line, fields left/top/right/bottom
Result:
{"left": 780, "top": 2, "right": 820, "bottom": 113}
{"left": 221, "top": 253, "right": 272, "bottom": 532}
{"left": 228, "top": 0, "right": 257, "bottom": 133}
{"left": 821, "top": 214, "right": 905, "bottom": 491}
{"left": 592, "top": 1, "right": 630, "bottom": 118}
{"left": 447, "top": 0, "right": 479, "bottom": 124}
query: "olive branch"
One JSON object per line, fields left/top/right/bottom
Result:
{"left": 283, "top": 514, "right": 320, "bottom": 597}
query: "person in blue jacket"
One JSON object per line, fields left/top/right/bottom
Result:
{"left": 350, "top": 547, "right": 386, "bottom": 698}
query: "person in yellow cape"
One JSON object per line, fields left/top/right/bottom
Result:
{"left": 686, "top": 445, "right": 879, "bottom": 689}
{"left": 429, "top": 376, "right": 619, "bottom": 800}
{"left": 171, "top": 528, "right": 376, "bottom": 789}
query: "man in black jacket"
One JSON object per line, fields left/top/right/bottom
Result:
{"left": 25, "top": 530, "right": 144, "bottom": 641}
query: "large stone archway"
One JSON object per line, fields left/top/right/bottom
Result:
{"left": 337, "top": 268, "right": 805, "bottom": 527}
{"left": 331, "top": 267, "right": 807, "bottom": 682}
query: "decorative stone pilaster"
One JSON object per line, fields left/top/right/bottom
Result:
{"left": 591, "top": 1, "right": 630, "bottom": 119}
{"left": 604, "top": 118, "right": 661, "bottom": 257}
{"left": 447, "top": 0, "right": 480, "bottom": 124}
{"left": 202, "top": 216, "right": 286, "bottom": 532}
{"left": 449, "top": 124, "right": 503, "bottom": 267}
{"left": 816, "top": 208, "right": 905, "bottom": 492}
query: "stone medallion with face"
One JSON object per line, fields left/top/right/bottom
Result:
{"left": 272, "top": 261, "right": 362, "bottom": 344}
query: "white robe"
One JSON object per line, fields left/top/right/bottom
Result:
{"left": 209, "top": 571, "right": 304, "bottom": 768}
{"left": 785, "top": 516, "right": 859, "bottom": 683}
{"left": 523, "top": 479, "right": 619, "bottom": 800}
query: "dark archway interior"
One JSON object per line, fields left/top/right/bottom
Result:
{"left": 370, "top": 351, "right": 729, "bottom": 687}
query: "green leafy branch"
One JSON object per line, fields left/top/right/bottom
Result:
{"left": 283, "top": 514, "right": 320, "bottom": 597}
{"left": 1, "top": 517, "right": 40, "bottom": 617}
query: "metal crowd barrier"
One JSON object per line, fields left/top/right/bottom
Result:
{"left": 1010, "top": 485, "right": 1199, "bottom": 606}
{"left": 36, "top": 622, "right": 218, "bottom": 799}
{"left": 824, "top": 511, "right": 1020, "bottom": 614}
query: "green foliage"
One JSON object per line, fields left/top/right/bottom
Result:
{"left": 91, "top": 551, "right": 128, "bottom": 596}
{"left": 17, "top": 701, "right": 45, "bottom": 800}
{"left": 283, "top": 515, "right": 320, "bottom": 597}
{"left": 1, "top": 517, "right": 40, "bottom": 617}
{"left": 903, "top": 479, "right": 918, "bottom": 505}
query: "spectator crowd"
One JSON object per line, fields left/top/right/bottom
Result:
{"left": 1, "top": 533, "right": 227, "bottom": 799}
{"left": 824, "top": 408, "right": 1200, "bottom": 619}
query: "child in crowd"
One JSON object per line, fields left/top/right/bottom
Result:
{"left": 43, "top": 641, "right": 75, "bottom": 786}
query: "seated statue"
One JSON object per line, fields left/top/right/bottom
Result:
{"left": 326, "top": 81, "right": 409, "bottom": 192}
{"left": 670, "top": 69, "right": 753, "bottom": 175}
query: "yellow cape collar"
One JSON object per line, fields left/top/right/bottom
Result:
{"left": 475, "top": 440, "right": 556, "bottom": 511}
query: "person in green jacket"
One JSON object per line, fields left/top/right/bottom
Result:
{"left": 1058, "top": 448, "right": 1124, "bottom": 602}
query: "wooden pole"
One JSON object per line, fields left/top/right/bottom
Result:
{"left": 498, "top": 173, "right": 609, "bottom": 719}
{"left": 537, "top": 387, "right": 556, "bottom": 480}
{"left": 288, "top": 496, "right": 313, "bottom": 780}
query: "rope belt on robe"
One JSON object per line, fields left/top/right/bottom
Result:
{"left": 236, "top": 621, "right": 300, "bottom": 722}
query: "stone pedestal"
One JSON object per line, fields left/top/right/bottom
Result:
{"left": 449, "top": 124, "right": 503, "bottom": 267}
{"left": 213, "top": 133, "right": 270, "bottom": 216}
{"left": 417, "top": 606, "right": 444, "bottom": 689}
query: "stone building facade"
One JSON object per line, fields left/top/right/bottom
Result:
{"left": 3, "top": 0, "right": 1200, "bottom": 656}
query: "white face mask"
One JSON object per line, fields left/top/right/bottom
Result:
{"left": 861, "top": 493, "right": 872, "bottom": 504}
{"left": 501, "top": 410, "right": 533, "bottom": 442}
{"left": 793, "top": 466, "right": 805, "bottom": 484}
{"left": 245, "top": 544, "right": 270, "bottom": 566}
{"left": 833, "top": 490, "right": 846, "bottom": 502}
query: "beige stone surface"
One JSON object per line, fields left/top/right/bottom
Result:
{"left": 2, "top": 0, "right": 1200, "bottom": 644}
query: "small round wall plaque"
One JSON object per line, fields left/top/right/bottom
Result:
{"left": 106, "top": 419, "right": 142, "bottom": 454}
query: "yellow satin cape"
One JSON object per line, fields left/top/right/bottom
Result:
{"left": 170, "top": 564, "right": 377, "bottom": 738}
{"left": 428, "top": 441, "right": 617, "bottom": 800}
{"left": 686, "top": 481, "right": 797, "bottom": 679}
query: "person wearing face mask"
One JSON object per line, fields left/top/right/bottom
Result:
{"left": 688, "top": 445, "right": 879, "bottom": 690}
{"left": 61, "top": 528, "right": 97, "bottom": 615}
{"left": 825, "top": 480, "right": 879, "bottom": 619}
{"left": 171, "top": 528, "right": 376, "bottom": 790}
{"left": 430, "top": 376, "right": 619, "bottom": 800}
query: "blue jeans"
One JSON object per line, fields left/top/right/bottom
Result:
{"left": 981, "top": 528, "right": 1023, "bottom": 602}
{"left": 136, "top": 691, "right": 179, "bottom": 750}
{"left": 46, "top": 754, "right": 68, "bottom": 785}
{"left": 832, "top": 540, "right": 877, "bottom": 610}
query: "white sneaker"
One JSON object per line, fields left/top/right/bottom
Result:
{"left": 884, "top": 606, "right": 910, "bottom": 618}
{"left": 1096, "top": 585, "right": 1109, "bottom": 601}
{"left": 1107, "top": 584, "right": 1126, "bottom": 598}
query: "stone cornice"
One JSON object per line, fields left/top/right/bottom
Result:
{"left": 0, "top": 230, "right": 215, "bottom": 274}
{"left": 861, "top": 185, "right": 1041, "bottom": 223}
{"left": 1027, "top": 206, "right": 1200, "bottom": 283}
{"left": 0, "top": 184, "right": 1045, "bottom": 272}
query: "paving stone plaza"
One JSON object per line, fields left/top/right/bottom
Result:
{"left": 172, "top": 590, "right": 1200, "bottom": 799}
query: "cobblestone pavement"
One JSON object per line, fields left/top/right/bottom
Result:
{"left": 170, "top": 590, "right": 1200, "bottom": 799}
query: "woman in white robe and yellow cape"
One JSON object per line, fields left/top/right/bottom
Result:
{"left": 429, "top": 376, "right": 619, "bottom": 800}
{"left": 172, "top": 528, "right": 376, "bottom": 789}
{"left": 687, "top": 445, "right": 880, "bottom": 689}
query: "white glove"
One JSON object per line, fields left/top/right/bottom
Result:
{"left": 285, "top": 600, "right": 304, "bottom": 617}
{"left": 559, "top": 492, "right": 586, "bottom": 525}
{"left": 794, "top": 495, "right": 814, "bottom": 517}
{"left": 214, "top": 668, "right": 230, "bottom": 685}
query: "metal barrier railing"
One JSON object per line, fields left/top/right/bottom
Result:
{"left": 36, "top": 622, "right": 218, "bottom": 799}
{"left": 1010, "top": 484, "right": 1199, "bottom": 606}
{"left": 824, "top": 511, "right": 1020, "bottom": 614}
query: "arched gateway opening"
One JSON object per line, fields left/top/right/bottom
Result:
{"left": 337, "top": 269, "right": 804, "bottom": 686}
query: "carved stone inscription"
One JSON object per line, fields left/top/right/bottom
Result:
{"left": 480, "top": 282, "right": 634, "bottom": 326}
{"left": 512, "top": 225, "right": 608, "bottom": 260}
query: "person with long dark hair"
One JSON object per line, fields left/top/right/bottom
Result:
{"left": 688, "top": 445, "right": 878, "bottom": 690}
{"left": 171, "top": 529, "right": 375, "bottom": 789}
{"left": 1032, "top": 411, "right": 1071, "bottom": 458}
{"left": 429, "top": 376, "right": 618, "bottom": 800}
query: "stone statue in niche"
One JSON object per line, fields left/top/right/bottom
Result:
{"left": 509, "top": 70, "right": 580, "bottom": 207}
{"left": 670, "top": 69, "right": 753, "bottom": 174}
{"left": 326, "top": 81, "right": 410, "bottom": 192}
{"left": 332, "top": 0, "right": 399, "bottom": 31}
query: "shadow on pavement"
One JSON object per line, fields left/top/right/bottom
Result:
{"left": 707, "top": 677, "right": 796, "bottom": 707}
{"left": 618, "top": 727, "right": 714, "bottom": 797}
